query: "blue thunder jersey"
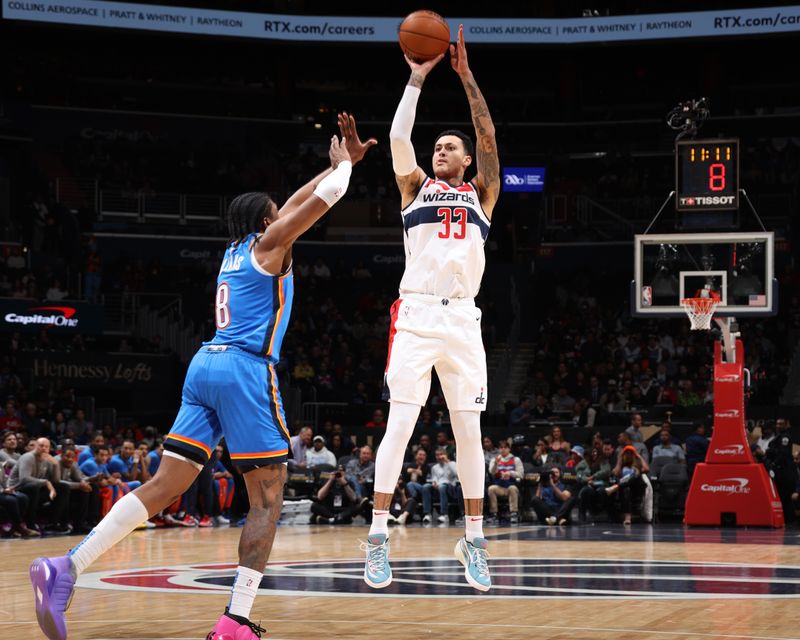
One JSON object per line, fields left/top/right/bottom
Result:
{"left": 208, "top": 234, "right": 294, "bottom": 362}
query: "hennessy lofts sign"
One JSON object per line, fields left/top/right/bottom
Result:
{"left": 17, "top": 352, "right": 176, "bottom": 389}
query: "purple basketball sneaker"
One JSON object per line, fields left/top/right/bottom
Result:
{"left": 30, "top": 555, "right": 76, "bottom": 640}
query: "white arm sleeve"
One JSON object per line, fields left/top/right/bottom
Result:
{"left": 312, "top": 161, "right": 352, "bottom": 206}
{"left": 389, "top": 85, "right": 421, "bottom": 176}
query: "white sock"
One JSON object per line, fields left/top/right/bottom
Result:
{"left": 465, "top": 515, "right": 484, "bottom": 543}
{"left": 227, "top": 565, "right": 262, "bottom": 619}
{"left": 69, "top": 492, "right": 149, "bottom": 575}
{"left": 369, "top": 510, "right": 390, "bottom": 537}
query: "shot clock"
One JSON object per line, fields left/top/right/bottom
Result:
{"left": 675, "top": 138, "right": 739, "bottom": 211}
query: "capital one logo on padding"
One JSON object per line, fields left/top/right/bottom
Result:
{"left": 700, "top": 477, "right": 751, "bottom": 494}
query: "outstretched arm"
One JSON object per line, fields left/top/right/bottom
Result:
{"left": 390, "top": 52, "right": 444, "bottom": 209}
{"left": 451, "top": 24, "right": 500, "bottom": 218}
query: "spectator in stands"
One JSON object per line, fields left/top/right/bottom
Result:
{"left": 66, "top": 409, "right": 93, "bottom": 444}
{"left": 1, "top": 431, "right": 20, "bottom": 468}
{"left": 289, "top": 426, "right": 312, "bottom": 471}
{"left": 684, "top": 422, "right": 709, "bottom": 476}
{"left": 552, "top": 386, "right": 576, "bottom": 412}
{"left": 651, "top": 429, "right": 686, "bottom": 463}
{"left": 509, "top": 397, "right": 531, "bottom": 428}
{"left": 345, "top": 445, "right": 375, "bottom": 499}
{"left": 531, "top": 466, "right": 573, "bottom": 525}
{"left": 328, "top": 433, "right": 350, "bottom": 462}
{"left": 756, "top": 422, "right": 775, "bottom": 451}
{"left": 482, "top": 436, "right": 498, "bottom": 466}
{"left": 435, "top": 430, "right": 456, "bottom": 460}
{"left": 413, "top": 433, "right": 434, "bottom": 461}
{"left": 571, "top": 398, "right": 596, "bottom": 428}
{"left": 429, "top": 448, "right": 460, "bottom": 524}
{"left": 548, "top": 426, "right": 570, "bottom": 456}
{"left": 0, "top": 460, "right": 38, "bottom": 537}
{"left": 605, "top": 445, "right": 650, "bottom": 525}
{"left": 577, "top": 442, "right": 614, "bottom": 523}
{"left": 0, "top": 400, "right": 23, "bottom": 432}
{"left": 55, "top": 446, "right": 93, "bottom": 533}
{"left": 402, "top": 447, "right": 432, "bottom": 518}
{"left": 600, "top": 379, "right": 626, "bottom": 412}
{"left": 678, "top": 380, "right": 702, "bottom": 407}
{"left": 310, "top": 466, "right": 369, "bottom": 524}
{"left": 617, "top": 431, "right": 649, "bottom": 463}
{"left": 530, "top": 394, "right": 551, "bottom": 421}
{"left": 292, "top": 356, "right": 315, "bottom": 383}
{"left": 22, "top": 403, "right": 47, "bottom": 438}
{"left": 486, "top": 439, "right": 523, "bottom": 526}
{"left": 625, "top": 413, "right": 644, "bottom": 443}
{"left": 365, "top": 409, "right": 386, "bottom": 430}
{"left": 312, "top": 258, "right": 331, "bottom": 280}
{"left": 108, "top": 439, "right": 150, "bottom": 483}
{"left": 45, "top": 279, "right": 68, "bottom": 301}
{"left": 78, "top": 433, "right": 106, "bottom": 466}
{"left": 531, "top": 439, "right": 549, "bottom": 466}
{"left": 587, "top": 376, "right": 602, "bottom": 404}
{"left": 306, "top": 435, "right": 336, "bottom": 468}
{"left": 510, "top": 434, "right": 532, "bottom": 464}
{"left": 766, "top": 418, "right": 796, "bottom": 520}
{"left": 8, "top": 437, "right": 66, "bottom": 531}
{"left": 386, "top": 476, "right": 417, "bottom": 525}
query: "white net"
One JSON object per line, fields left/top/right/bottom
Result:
{"left": 681, "top": 297, "right": 719, "bottom": 330}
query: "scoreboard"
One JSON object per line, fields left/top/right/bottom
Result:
{"left": 675, "top": 138, "right": 739, "bottom": 212}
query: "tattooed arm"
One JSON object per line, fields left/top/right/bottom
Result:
{"left": 450, "top": 24, "right": 500, "bottom": 218}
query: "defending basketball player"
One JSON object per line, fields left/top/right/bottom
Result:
{"left": 363, "top": 25, "right": 500, "bottom": 592}
{"left": 30, "top": 117, "right": 376, "bottom": 640}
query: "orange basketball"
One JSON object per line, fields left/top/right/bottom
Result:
{"left": 399, "top": 10, "right": 450, "bottom": 62}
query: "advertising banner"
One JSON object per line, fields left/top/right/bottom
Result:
{"left": 4, "top": 1, "right": 800, "bottom": 44}
{"left": 503, "top": 167, "right": 546, "bottom": 193}
{"left": 0, "top": 299, "right": 104, "bottom": 334}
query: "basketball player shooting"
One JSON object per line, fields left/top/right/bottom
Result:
{"left": 363, "top": 25, "right": 500, "bottom": 592}
{"left": 30, "top": 117, "right": 376, "bottom": 640}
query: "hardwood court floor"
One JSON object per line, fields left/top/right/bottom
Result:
{"left": 3, "top": 523, "right": 800, "bottom": 640}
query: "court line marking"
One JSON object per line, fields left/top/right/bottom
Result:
{"left": 4, "top": 620, "right": 799, "bottom": 640}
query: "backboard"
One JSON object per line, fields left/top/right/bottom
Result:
{"left": 632, "top": 232, "right": 776, "bottom": 318}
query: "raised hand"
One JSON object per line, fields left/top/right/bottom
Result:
{"left": 337, "top": 112, "right": 377, "bottom": 164}
{"left": 450, "top": 24, "right": 469, "bottom": 76}
{"left": 328, "top": 134, "right": 351, "bottom": 169}
{"left": 405, "top": 52, "right": 445, "bottom": 88}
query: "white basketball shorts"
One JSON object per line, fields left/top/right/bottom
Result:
{"left": 383, "top": 293, "right": 488, "bottom": 412}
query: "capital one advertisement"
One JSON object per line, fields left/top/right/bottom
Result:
{"left": 0, "top": 299, "right": 104, "bottom": 334}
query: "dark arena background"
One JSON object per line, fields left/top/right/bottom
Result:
{"left": 2, "top": 1, "right": 800, "bottom": 639}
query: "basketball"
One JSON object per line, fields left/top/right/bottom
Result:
{"left": 399, "top": 10, "right": 451, "bottom": 62}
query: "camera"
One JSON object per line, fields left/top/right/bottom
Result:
{"left": 666, "top": 97, "right": 710, "bottom": 141}
{"left": 335, "top": 466, "right": 344, "bottom": 478}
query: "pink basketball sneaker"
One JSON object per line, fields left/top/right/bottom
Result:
{"left": 206, "top": 608, "right": 267, "bottom": 639}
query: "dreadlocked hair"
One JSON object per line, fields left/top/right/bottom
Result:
{"left": 226, "top": 192, "right": 273, "bottom": 245}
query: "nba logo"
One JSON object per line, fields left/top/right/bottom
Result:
{"left": 641, "top": 286, "right": 652, "bottom": 307}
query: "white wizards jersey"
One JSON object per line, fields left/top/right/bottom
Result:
{"left": 399, "top": 177, "right": 490, "bottom": 299}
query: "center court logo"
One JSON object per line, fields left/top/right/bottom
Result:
{"left": 700, "top": 477, "right": 751, "bottom": 494}
{"left": 77, "top": 557, "right": 800, "bottom": 598}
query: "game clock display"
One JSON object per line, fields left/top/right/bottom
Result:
{"left": 675, "top": 138, "right": 739, "bottom": 211}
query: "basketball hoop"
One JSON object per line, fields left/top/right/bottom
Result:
{"left": 681, "top": 297, "right": 719, "bottom": 330}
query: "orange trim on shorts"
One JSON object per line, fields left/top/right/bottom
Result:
{"left": 230, "top": 449, "right": 288, "bottom": 460}
{"left": 268, "top": 363, "right": 291, "bottom": 441}
{"left": 165, "top": 434, "right": 211, "bottom": 457}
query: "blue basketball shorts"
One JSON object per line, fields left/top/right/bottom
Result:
{"left": 164, "top": 345, "right": 290, "bottom": 467}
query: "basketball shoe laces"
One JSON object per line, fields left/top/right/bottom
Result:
{"left": 360, "top": 539, "right": 388, "bottom": 575}
{"left": 468, "top": 542, "right": 490, "bottom": 577}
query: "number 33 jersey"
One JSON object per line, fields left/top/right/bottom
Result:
{"left": 208, "top": 233, "right": 294, "bottom": 363}
{"left": 399, "top": 177, "right": 491, "bottom": 300}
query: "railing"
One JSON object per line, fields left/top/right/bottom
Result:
{"left": 98, "top": 189, "right": 228, "bottom": 225}
{"left": 489, "top": 276, "right": 521, "bottom": 412}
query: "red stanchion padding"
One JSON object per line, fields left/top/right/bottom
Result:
{"left": 685, "top": 463, "right": 784, "bottom": 527}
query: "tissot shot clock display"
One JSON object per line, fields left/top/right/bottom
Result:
{"left": 676, "top": 138, "right": 739, "bottom": 211}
